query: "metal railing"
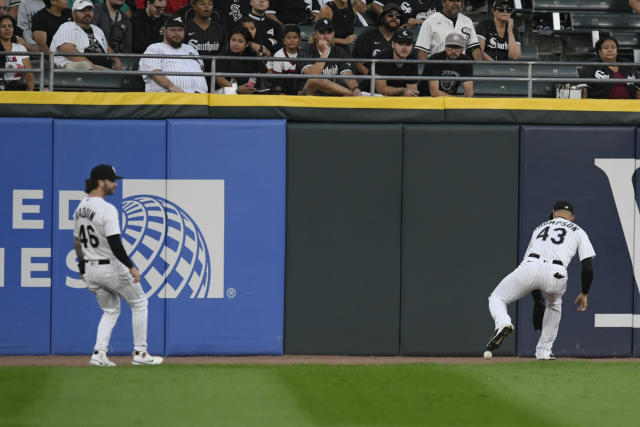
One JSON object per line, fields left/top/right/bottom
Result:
{"left": 2, "top": 50, "right": 640, "bottom": 98}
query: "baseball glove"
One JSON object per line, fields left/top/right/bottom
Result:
{"left": 532, "top": 295, "right": 546, "bottom": 331}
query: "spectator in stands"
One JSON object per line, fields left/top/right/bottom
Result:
{"left": 186, "top": 0, "right": 226, "bottom": 76}
{"left": 370, "top": 0, "right": 440, "bottom": 27}
{"left": 139, "top": 16, "right": 208, "bottom": 92}
{"left": 50, "top": 0, "right": 122, "bottom": 69}
{"left": 415, "top": 0, "right": 481, "bottom": 60}
{"left": 31, "top": 0, "right": 71, "bottom": 54}
{"left": 316, "top": 0, "right": 366, "bottom": 51}
{"left": 353, "top": 2, "right": 403, "bottom": 90}
{"left": 217, "top": 0, "right": 251, "bottom": 33}
{"left": 247, "top": 0, "right": 280, "bottom": 53}
{"left": 419, "top": 31, "right": 472, "bottom": 96}
{"left": 17, "top": 0, "right": 43, "bottom": 50}
{"left": 131, "top": 0, "right": 168, "bottom": 53}
{"left": 215, "top": 25, "right": 266, "bottom": 93}
{"left": 310, "top": 0, "right": 328, "bottom": 21}
{"left": 476, "top": 0, "right": 520, "bottom": 61}
{"left": 373, "top": 28, "right": 419, "bottom": 96}
{"left": 266, "top": 0, "right": 311, "bottom": 25}
{"left": 579, "top": 36, "right": 640, "bottom": 99}
{"left": 0, "top": 14, "right": 34, "bottom": 90}
{"left": 267, "top": 23, "right": 301, "bottom": 94}
{"left": 242, "top": 17, "right": 270, "bottom": 55}
{"left": 94, "top": 0, "right": 133, "bottom": 53}
{"left": 2, "top": 0, "right": 18, "bottom": 20}
{"left": 630, "top": 0, "right": 640, "bottom": 14}
{"left": 296, "top": 18, "right": 362, "bottom": 95}
{"left": 0, "top": 0, "right": 12, "bottom": 19}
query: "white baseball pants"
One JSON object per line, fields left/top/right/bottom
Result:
{"left": 488, "top": 258, "right": 568, "bottom": 358}
{"left": 85, "top": 261, "right": 149, "bottom": 353}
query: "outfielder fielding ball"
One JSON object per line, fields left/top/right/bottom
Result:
{"left": 483, "top": 351, "right": 493, "bottom": 359}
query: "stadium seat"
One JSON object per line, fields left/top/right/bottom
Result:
{"left": 458, "top": 80, "right": 554, "bottom": 97}
{"left": 570, "top": 12, "right": 640, "bottom": 29}
{"left": 520, "top": 45, "right": 539, "bottom": 61}
{"left": 43, "top": 70, "right": 144, "bottom": 92}
{"left": 532, "top": 0, "right": 628, "bottom": 12}
{"left": 611, "top": 31, "right": 640, "bottom": 49}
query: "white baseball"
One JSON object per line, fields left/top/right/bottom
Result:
{"left": 483, "top": 350, "right": 493, "bottom": 359}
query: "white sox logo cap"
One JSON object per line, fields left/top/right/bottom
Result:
{"left": 72, "top": 0, "right": 93, "bottom": 11}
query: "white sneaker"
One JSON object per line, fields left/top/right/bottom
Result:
{"left": 89, "top": 350, "right": 116, "bottom": 367}
{"left": 132, "top": 350, "right": 164, "bottom": 365}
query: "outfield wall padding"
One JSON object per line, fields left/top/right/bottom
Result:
{"left": 400, "top": 125, "right": 520, "bottom": 356}
{"left": 284, "top": 123, "right": 403, "bottom": 355}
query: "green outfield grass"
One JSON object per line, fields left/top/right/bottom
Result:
{"left": 1, "top": 362, "right": 639, "bottom": 427}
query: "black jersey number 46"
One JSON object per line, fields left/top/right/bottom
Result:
{"left": 78, "top": 225, "right": 99, "bottom": 248}
{"left": 536, "top": 226, "right": 566, "bottom": 244}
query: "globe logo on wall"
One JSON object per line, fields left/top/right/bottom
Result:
{"left": 120, "top": 194, "right": 212, "bottom": 298}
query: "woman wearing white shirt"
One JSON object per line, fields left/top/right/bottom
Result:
{"left": 0, "top": 14, "right": 34, "bottom": 90}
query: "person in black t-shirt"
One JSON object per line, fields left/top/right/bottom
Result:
{"left": 352, "top": 2, "right": 403, "bottom": 90}
{"left": 475, "top": 0, "right": 521, "bottom": 61}
{"left": 419, "top": 31, "right": 472, "bottom": 97}
{"left": 296, "top": 18, "right": 361, "bottom": 96}
{"left": 186, "top": 0, "right": 226, "bottom": 73}
{"left": 93, "top": 0, "right": 133, "bottom": 53}
{"left": 266, "top": 0, "right": 311, "bottom": 25}
{"left": 131, "top": 0, "right": 168, "bottom": 53}
{"left": 215, "top": 26, "right": 266, "bottom": 93}
{"left": 216, "top": 0, "right": 250, "bottom": 33}
{"left": 374, "top": 28, "right": 419, "bottom": 96}
{"left": 246, "top": 0, "right": 280, "bottom": 53}
{"left": 31, "top": 0, "right": 71, "bottom": 54}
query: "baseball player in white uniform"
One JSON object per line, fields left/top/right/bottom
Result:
{"left": 73, "top": 164, "right": 163, "bottom": 366}
{"left": 486, "top": 201, "right": 595, "bottom": 360}
{"left": 139, "top": 16, "right": 208, "bottom": 93}
{"left": 415, "top": 0, "right": 481, "bottom": 60}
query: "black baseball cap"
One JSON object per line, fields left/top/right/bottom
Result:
{"left": 90, "top": 164, "right": 123, "bottom": 181}
{"left": 380, "top": 2, "right": 404, "bottom": 23}
{"left": 493, "top": 0, "right": 514, "bottom": 8}
{"left": 165, "top": 16, "right": 186, "bottom": 28}
{"left": 553, "top": 200, "right": 574, "bottom": 214}
{"left": 315, "top": 18, "right": 334, "bottom": 32}
{"left": 393, "top": 28, "right": 414, "bottom": 44}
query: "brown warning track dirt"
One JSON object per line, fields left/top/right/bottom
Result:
{"left": 1, "top": 355, "right": 638, "bottom": 366}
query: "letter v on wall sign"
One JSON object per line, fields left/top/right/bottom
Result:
{"left": 594, "top": 158, "right": 640, "bottom": 328}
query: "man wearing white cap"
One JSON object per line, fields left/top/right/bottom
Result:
{"left": 50, "top": 0, "right": 122, "bottom": 69}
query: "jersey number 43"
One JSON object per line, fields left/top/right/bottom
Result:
{"left": 536, "top": 226, "right": 566, "bottom": 245}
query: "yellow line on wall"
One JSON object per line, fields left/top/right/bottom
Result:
{"left": 1, "top": 92, "right": 640, "bottom": 113}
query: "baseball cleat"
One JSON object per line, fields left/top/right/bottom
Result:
{"left": 132, "top": 351, "right": 164, "bottom": 365}
{"left": 89, "top": 350, "right": 116, "bottom": 367}
{"left": 536, "top": 353, "right": 556, "bottom": 361}
{"left": 486, "top": 324, "right": 514, "bottom": 351}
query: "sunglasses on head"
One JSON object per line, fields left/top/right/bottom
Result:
{"left": 494, "top": 7, "right": 513, "bottom": 12}
{"left": 386, "top": 12, "right": 402, "bottom": 18}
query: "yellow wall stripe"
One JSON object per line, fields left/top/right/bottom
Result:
{"left": 1, "top": 92, "right": 640, "bottom": 113}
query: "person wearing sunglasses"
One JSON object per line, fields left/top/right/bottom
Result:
{"left": 476, "top": 0, "right": 521, "bottom": 61}
{"left": 352, "top": 2, "right": 403, "bottom": 90}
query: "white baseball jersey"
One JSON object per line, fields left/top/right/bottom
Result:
{"left": 488, "top": 216, "right": 595, "bottom": 359}
{"left": 139, "top": 42, "right": 208, "bottom": 93}
{"left": 73, "top": 196, "right": 121, "bottom": 261}
{"left": 524, "top": 218, "right": 595, "bottom": 268}
{"left": 50, "top": 22, "right": 109, "bottom": 68}
{"left": 74, "top": 194, "right": 150, "bottom": 355}
{"left": 266, "top": 48, "right": 298, "bottom": 73}
{"left": 415, "top": 11, "right": 479, "bottom": 56}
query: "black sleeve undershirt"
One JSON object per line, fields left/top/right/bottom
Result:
{"left": 107, "top": 234, "right": 134, "bottom": 269}
{"left": 580, "top": 257, "right": 594, "bottom": 294}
